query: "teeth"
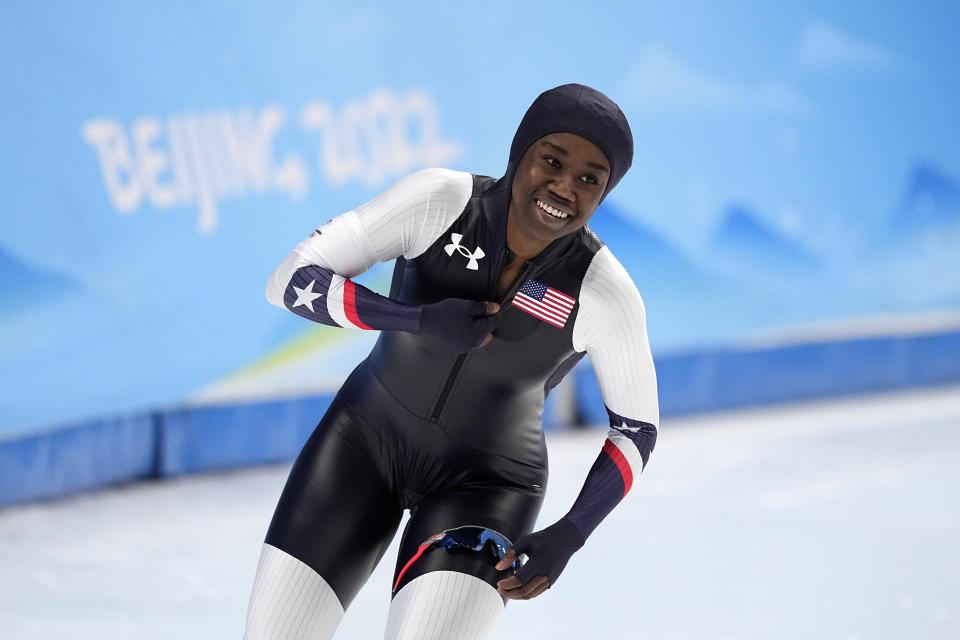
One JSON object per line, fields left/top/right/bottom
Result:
{"left": 537, "top": 200, "right": 569, "bottom": 219}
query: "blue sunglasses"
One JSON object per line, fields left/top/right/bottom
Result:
{"left": 393, "top": 525, "right": 516, "bottom": 592}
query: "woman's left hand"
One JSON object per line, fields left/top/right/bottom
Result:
{"left": 495, "top": 549, "right": 551, "bottom": 600}
{"left": 493, "top": 517, "right": 586, "bottom": 600}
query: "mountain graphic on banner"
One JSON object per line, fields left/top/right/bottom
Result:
{"left": 709, "top": 204, "right": 821, "bottom": 276}
{"left": 0, "top": 245, "right": 82, "bottom": 315}
{"left": 863, "top": 162, "right": 960, "bottom": 307}
{"left": 890, "top": 162, "right": 960, "bottom": 235}
{"left": 585, "top": 200, "right": 776, "bottom": 348}
{"left": 587, "top": 200, "right": 716, "bottom": 290}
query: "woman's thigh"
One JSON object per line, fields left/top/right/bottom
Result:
{"left": 382, "top": 484, "right": 544, "bottom": 639}
{"left": 265, "top": 398, "right": 403, "bottom": 609}
{"left": 391, "top": 483, "right": 544, "bottom": 596}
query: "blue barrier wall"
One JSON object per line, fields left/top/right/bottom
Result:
{"left": 0, "top": 394, "right": 332, "bottom": 508}
{"left": 0, "top": 387, "right": 563, "bottom": 508}
{"left": 3, "top": 328, "right": 960, "bottom": 509}
{"left": 577, "top": 329, "right": 960, "bottom": 423}
{"left": 0, "top": 414, "right": 158, "bottom": 506}
{"left": 160, "top": 395, "right": 334, "bottom": 476}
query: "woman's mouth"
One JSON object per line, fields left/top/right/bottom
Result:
{"left": 536, "top": 199, "right": 572, "bottom": 222}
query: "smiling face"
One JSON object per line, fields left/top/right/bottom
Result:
{"left": 507, "top": 132, "right": 610, "bottom": 256}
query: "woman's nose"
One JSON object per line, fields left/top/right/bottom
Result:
{"left": 549, "top": 174, "right": 576, "bottom": 202}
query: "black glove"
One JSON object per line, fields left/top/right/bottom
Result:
{"left": 513, "top": 517, "right": 585, "bottom": 587}
{"left": 418, "top": 298, "right": 498, "bottom": 351}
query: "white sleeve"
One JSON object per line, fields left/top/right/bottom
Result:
{"left": 571, "top": 246, "right": 659, "bottom": 427}
{"left": 266, "top": 168, "right": 473, "bottom": 307}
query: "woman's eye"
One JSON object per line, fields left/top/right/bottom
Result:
{"left": 581, "top": 174, "right": 598, "bottom": 184}
{"left": 544, "top": 156, "right": 560, "bottom": 168}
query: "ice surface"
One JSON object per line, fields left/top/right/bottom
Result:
{"left": 1, "top": 385, "right": 959, "bottom": 639}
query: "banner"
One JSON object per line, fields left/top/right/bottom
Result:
{"left": 2, "top": 2, "right": 958, "bottom": 431}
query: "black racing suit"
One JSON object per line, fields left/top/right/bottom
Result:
{"left": 265, "top": 170, "right": 658, "bottom": 606}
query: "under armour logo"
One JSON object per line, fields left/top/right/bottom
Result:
{"left": 444, "top": 233, "right": 485, "bottom": 270}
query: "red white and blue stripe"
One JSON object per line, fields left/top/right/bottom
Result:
{"left": 324, "top": 274, "right": 374, "bottom": 329}
{"left": 511, "top": 279, "right": 576, "bottom": 328}
{"left": 564, "top": 407, "right": 657, "bottom": 538}
{"left": 283, "top": 265, "right": 419, "bottom": 333}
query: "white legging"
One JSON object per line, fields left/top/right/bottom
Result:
{"left": 244, "top": 544, "right": 504, "bottom": 640}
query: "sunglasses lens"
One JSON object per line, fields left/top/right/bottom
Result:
{"left": 479, "top": 530, "right": 510, "bottom": 558}
{"left": 433, "top": 527, "right": 517, "bottom": 569}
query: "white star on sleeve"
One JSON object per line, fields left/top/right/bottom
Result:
{"left": 292, "top": 280, "right": 324, "bottom": 312}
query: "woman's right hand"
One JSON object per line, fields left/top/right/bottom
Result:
{"left": 418, "top": 299, "right": 500, "bottom": 350}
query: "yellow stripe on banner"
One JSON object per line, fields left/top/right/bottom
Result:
{"left": 221, "top": 325, "right": 343, "bottom": 379}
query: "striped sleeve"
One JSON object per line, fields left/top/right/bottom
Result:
{"left": 265, "top": 168, "right": 472, "bottom": 330}
{"left": 565, "top": 246, "right": 659, "bottom": 537}
{"left": 351, "top": 168, "right": 474, "bottom": 261}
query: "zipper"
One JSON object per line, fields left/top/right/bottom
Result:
{"left": 430, "top": 353, "right": 467, "bottom": 421}
{"left": 429, "top": 251, "right": 536, "bottom": 422}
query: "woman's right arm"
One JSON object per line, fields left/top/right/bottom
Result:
{"left": 266, "top": 168, "right": 498, "bottom": 349}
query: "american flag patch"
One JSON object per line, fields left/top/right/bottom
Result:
{"left": 511, "top": 279, "right": 576, "bottom": 328}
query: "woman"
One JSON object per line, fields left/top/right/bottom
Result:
{"left": 246, "top": 84, "right": 659, "bottom": 639}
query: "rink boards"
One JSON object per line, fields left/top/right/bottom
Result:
{"left": 2, "top": 326, "right": 960, "bottom": 507}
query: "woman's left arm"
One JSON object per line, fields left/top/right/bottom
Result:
{"left": 497, "top": 247, "right": 659, "bottom": 598}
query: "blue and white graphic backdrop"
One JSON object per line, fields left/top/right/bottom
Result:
{"left": 1, "top": 1, "right": 959, "bottom": 432}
